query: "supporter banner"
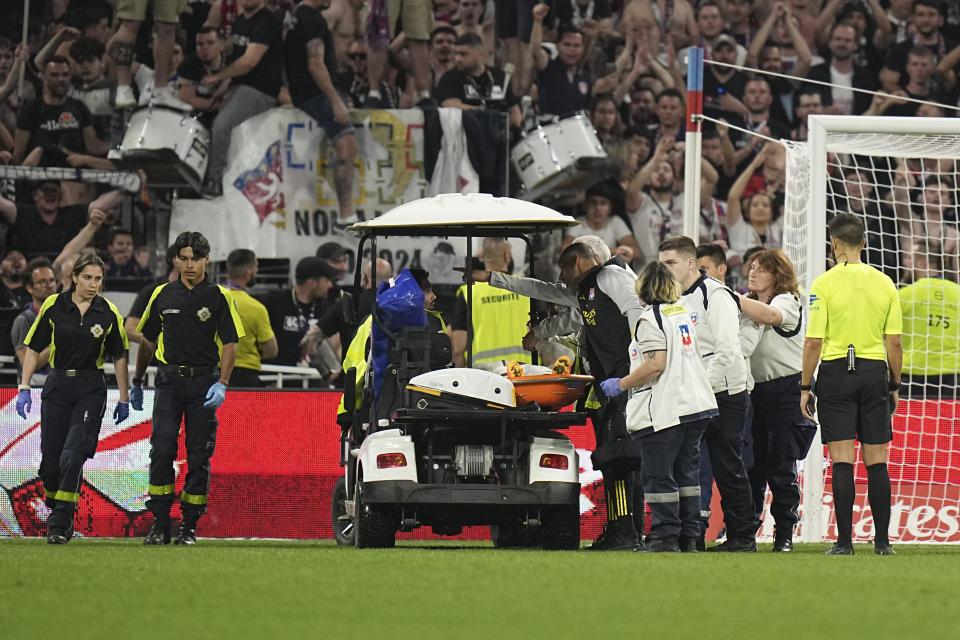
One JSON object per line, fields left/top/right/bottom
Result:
{"left": 169, "top": 108, "right": 485, "bottom": 285}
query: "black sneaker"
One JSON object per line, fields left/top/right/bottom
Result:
{"left": 707, "top": 537, "right": 758, "bottom": 552}
{"left": 823, "top": 543, "right": 854, "bottom": 555}
{"left": 586, "top": 524, "right": 641, "bottom": 551}
{"left": 643, "top": 536, "right": 681, "bottom": 552}
{"left": 875, "top": 544, "right": 895, "bottom": 555}
{"left": 175, "top": 522, "right": 197, "bottom": 545}
{"left": 47, "top": 527, "right": 69, "bottom": 544}
{"left": 678, "top": 536, "right": 699, "bottom": 552}
{"left": 773, "top": 532, "right": 794, "bottom": 552}
{"left": 144, "top": 518, "right": 171, "bottom": 545}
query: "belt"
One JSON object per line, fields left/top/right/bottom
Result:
{"left": 52, "top": 368, "right": 100, "bottom": 377}
{"left": 162, "top": 365, "right": 216, "bottom": 377}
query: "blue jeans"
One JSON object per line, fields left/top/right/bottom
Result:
{"left": 297, "top": 92, "right": 357, "bottom": 142}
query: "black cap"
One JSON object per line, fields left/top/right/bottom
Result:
{"left": 316, "top": 242, "right": 348, "bottom": 261}
{"left": 295, "top": 256, "right": 341, "bottom": 282}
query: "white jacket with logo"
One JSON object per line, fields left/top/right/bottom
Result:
{"left": 625, "top": 302, "right": 719, "bottom": 433}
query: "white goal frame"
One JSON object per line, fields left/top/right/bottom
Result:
{"left": 796, "top": 114, "right": 960, "bottom": 542}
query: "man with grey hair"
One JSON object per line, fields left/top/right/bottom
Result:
{"left": 467, "top": 235, "right": 645, "bottom": 550}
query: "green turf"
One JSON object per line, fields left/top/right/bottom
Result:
{"left": 2, "top": 539, "right": 958, "bottom": 639}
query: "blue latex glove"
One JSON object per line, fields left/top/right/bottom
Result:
{"left": 15, "top": 389, "right": 31, "bottom": 419}
{"left": 129, "top": 384, "right": 143, "bottom": 411}
{"left": 114, "top": 401, "right": 129, "bottom": 425}
{"left": 600, "top": 378, "right": 623, "bottom": 398}
{"left": 203, "top": 382, "right": 227, "bottom": 409}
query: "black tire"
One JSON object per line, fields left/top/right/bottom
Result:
{"left": 540, "top": 505, "right": 580, "bottom": 550}
{"left": 331, "top": 476, "right": 356, "bottom": 547}
{"left": 355, "top": 482, "right": 396, "bottom": 549}
{"left": 490, "top": 521, "right": 540, "bottom": 549}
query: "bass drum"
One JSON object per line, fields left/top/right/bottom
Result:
{"left": 120, "top": 105, "right": 210, "bottom": 185}
{"left": 510, "top": 114, "right": 606, "bottom": 190}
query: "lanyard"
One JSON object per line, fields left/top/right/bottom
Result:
{"left": 651, "top": 195, "right": 675, "bottom": 242}
{"left": 292, "top": 289, "right": 316, "bottom": 334}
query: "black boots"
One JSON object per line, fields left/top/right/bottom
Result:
{"left": 175, "top": 509, "right": 201, "bottom": 545}
{"left": 46, "top": 521, "right": 73, "bottom": 545}
{"left": 773, "top": 530, "right": 793, "bottom": 552}
{"left": 144, "top": 517, "right": 172, "bottom": 545}
{"left": 587, "top": 517, "right": 642, "bottom": 551}
{"left": 707, "top": 536, "right": 758, "bottom": 552}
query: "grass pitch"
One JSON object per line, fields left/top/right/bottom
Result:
{"left": 2, "top": 538, "right": 958, "bottom": 639}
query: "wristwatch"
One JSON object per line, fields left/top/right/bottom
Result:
{"left": 888, "top": 381, "right": 901, "bottom": 391}
{"left": 800, "top": 384, "right": 812, "bottom": 391}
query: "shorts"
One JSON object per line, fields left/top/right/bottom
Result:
{"left": 816, "top": 358, "right": 893, "bottom": 445}
{"left": 495, "top": 0, "right": 539, "bottom": 42}
{"left": 117, "top": 0, "right": 187, "bottom": 23}
{"left": 297, "top": 92, "right": 357, "bottom": 142}
{"left": 387, "top": 0, "right": 434, "bottom": 41}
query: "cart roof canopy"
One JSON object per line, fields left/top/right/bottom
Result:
{"left": 347, "top": 193, "right": 578, "bottom": 236}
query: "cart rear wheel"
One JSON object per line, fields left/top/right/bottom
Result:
{"left": 355, "top": 479, "right": 396, "bottom": 549}
{"left": 331, "top": 476, "right": 356, "bottom": 546}
{"left": 540, "top": 506, "right": 580, "bottom": 550}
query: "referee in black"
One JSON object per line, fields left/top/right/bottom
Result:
{"left": 16, "top": 252, "right": 131, "bottom": 544}
{"left": 802, "top": 214, "right": 902, "bottom": 556}
{"left": 130, "top": 232, "right": 245, "bottom": 546}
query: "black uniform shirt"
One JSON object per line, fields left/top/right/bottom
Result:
{"left": 285, "top": 3, "right": 338, "bottom": 105}
{"left": 25, "top": 292, "right": 128, "bottom": 369}
{"left": 257, "top": 288, "right": 326, "bottom": 366}
{"left": 138, "top": 277, "right": 245, "bottom": 367}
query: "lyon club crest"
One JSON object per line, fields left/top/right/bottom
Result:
{"left": 234, "top": 141, "right": 286, "bottom": 225}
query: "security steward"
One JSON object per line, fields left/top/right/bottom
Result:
{"left": 130, "top": 232, "right": 245, "bottom": 546}
{"left": 802, "top": 214, "right": 902, "bottom": 556}
{"left": 451, "top": 238, "right": 531, "bottom": 369}
{"left": 470, "top": 240, "right": 644, "bottom": 550}
{"left": 223, "top": 249, "right": 277, "bottom": 388}
{"left": 16, "top": 252, "right": 131, "bottom": 544}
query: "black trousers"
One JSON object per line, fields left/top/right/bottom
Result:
{"left": 639, "top": 419, "right": 708, "bottom": 540}
{"left": 230, "top": 367, "right": 264, "bottom": 388}
{"left": 749, "top": 374, "right": 804, "bottom": 531}
{"left": 39, "top": 369, "right": 106, "bottom": 529}
{"left": 146, "top": 369, "right": 219, "bottom": 518}
{"left": 704, "top": 390, "right": 759, "bottom": 539}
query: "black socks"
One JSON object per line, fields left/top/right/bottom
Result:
{"left": 867, "top": 462, "right": 891, "bottom": 546}
{"left": 832, "top": 462, "right": 855, "bottom": 547}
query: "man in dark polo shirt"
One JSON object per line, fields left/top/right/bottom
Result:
{"left": 201, "top": 0, "right": 284, "bottom": 196}
{"left": 177, "top": 26, "right": 228, "bottom": 128}
{"left": 130, "top": 231, "right": 245, "bottom": 546}
{"left": 258, "top": 256, "right": 341, "bottom": 366}
{"left": 530, "top": 5, "right": 591, "bottom": 116}
{"left": 434, "top": 32, "right": 521, "bottom": 128}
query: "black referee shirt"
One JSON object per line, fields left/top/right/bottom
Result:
{"left": 24, "top": 293, "right": 128, "bottom": 369}
{"left": 137, "top": 277, "right": 245, "bottom": 367}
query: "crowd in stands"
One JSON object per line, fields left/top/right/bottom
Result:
{"left": 1, "top": 1, "right": 960, "bottom": 370}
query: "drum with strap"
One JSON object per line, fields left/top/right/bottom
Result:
{"left": 119, "top": 106, "right": 210, "bottom": 191}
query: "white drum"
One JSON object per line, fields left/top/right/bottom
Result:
{"left": 120, "top": 106, "right": 210, "bottom": 183}
{"left": 510, "top": 114, "right": 606, "bottom": 190}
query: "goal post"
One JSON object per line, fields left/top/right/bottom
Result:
{"left": 788, "top": 114, "right": 960, "bottom": 544}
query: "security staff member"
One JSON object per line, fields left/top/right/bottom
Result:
{"left": 224, "top": 249, "right": 277, "bottom": 387}
{"left": 451, "top": 238, "right": 531, "bottom": 369}
{"left": 658, "top": 236, "right": 759, "bottom": 552}
{"left": 16, "top": 252, "right": 130, "bottom": 544}
{"left": 471, "top": 239, "right": 644, "bottom": 550}
{"left": 898, "top": 239, "right": 960, "bottom": 397}
{"left": 802, "top": 214, "right": 902, "bottom": 556}
{"left": 130, "top": 232, "right": 245, "bottom": 546}
{"left": 739, "top": 249, "right": 817, "bottom": 552}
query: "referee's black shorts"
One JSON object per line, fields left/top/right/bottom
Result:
{"left": 815, "top": 358, "right": 892, "bottom": 445}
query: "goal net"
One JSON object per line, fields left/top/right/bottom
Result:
{"left": 785, "top": 115, "right": 960, "bottom": 544}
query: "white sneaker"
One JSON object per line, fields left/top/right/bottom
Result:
{"left": 149, "top": 85, "right": 191, "bottom": 112}
{"left": 115, "top": 85, "right": 136, "bottom": 110}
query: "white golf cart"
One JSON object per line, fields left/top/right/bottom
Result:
{"left": 331, "top": 194, "right": 589, "bottom": 550}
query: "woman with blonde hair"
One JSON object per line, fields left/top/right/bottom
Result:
{"left": 738, "top": 248, "right": 817, "bottom": 552}
{"left": 600, "top": 261, "right": 718, "bottom": 552}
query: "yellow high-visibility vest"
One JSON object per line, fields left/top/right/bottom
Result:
{"left": 456, "top": 281, "right": 531, "bottom": 365}
{"left": 337, "top": 316, "right": 373, "bottom": 415}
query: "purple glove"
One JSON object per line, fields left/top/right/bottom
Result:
{"left": 600, "top": 378, "right": 623, "bottom": 398}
